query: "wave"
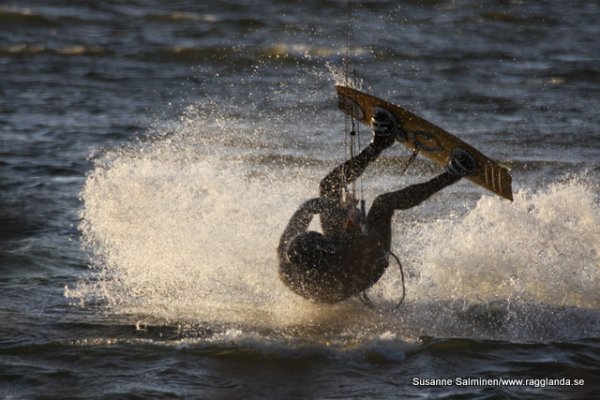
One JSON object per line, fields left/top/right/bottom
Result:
{"left": 0, "top": 6, "right": 56, "bottom": 27}
{"left": 547, "top": 68, "right": 600, "bottom": 84}
{"left": 261, "top": 43, "right": 369, "bottom": 61}
{"left": 0, "top": 43, "right": 109, "bottom": 57}
{"left": 143, "top": 11, "right": 221, "bottom": 23}
{"left": 68, "top": 98, "right": 600, "bottom": 345}
{"left": 479, "top": 11, "right": 554, "bottom": 25}
{"left": 132, "top": 43, "right": 368, "bottom": 66}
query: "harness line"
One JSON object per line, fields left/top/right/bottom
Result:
{"left": 341, "top": 1, "right": 416, "bottom": 309}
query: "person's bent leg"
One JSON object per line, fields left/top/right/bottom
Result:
{"left": 366, "top": 172, "right": 461, "bottom": 250}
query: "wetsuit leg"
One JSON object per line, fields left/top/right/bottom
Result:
{"left": 366, "top": 172, "right": 461, "bottom": 251}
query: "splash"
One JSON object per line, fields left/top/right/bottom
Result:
{"left": 68, "top": 99, "right": 600, "bottom": 343}
{"left": 326, "top": 62, "right": 364, "bottom": 89}
{"left": 402, "top": 178, "right": 600, "bottom": 309}
{"left": 69, "top": 102, "right": 373, "bottom": 335}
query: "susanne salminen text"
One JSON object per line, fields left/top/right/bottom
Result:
{"left": 413, "top": 377, "right": 584, "bottom": 388}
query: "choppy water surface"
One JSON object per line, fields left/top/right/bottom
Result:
{"left": 1, "top": 1, "right": 599, "bottom": 399}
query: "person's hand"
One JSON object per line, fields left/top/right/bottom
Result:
{"left": 370, "top": 107, "right": 399, "bottom": 149}
{"left": 446, "top": 148, "right": 476, "bottom": 177}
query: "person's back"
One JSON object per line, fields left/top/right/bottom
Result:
{"left": 279, "top": 205, "right": 389, "bottom": 302}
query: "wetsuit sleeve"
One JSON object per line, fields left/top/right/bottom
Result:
{"left": 278, "top": 197, "right": 334, "bottom": 256}
{"left": 369, "top": 172, "right": 461, "bottom": 217}
{"left": 365, "top": 172, "right": 462, "bottom": 253}
{"left": 319, "top": 142, "right": 386, "bottom": 201}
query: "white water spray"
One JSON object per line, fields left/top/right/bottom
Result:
{"left": 402, "top": 178, "right": 600, "bottom": 309}
{"left": 68, "top": 100, "right": 600, "bottom": 343}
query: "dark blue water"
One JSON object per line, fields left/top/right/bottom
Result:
{"left": 1, "top": 1, "right": 599, "bottom": 399}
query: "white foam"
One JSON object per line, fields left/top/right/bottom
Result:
{"left": 401, "top": 178, "right": 600, "bottom": 309}
{"left": 68, "top": 103, "right": 600, "bottom": 343}
{"left": 72, "top": 104, "right": 344, "bottom": 329}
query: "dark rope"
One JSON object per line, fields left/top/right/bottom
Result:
{"left": 342, "top": 0, "right": 361, "bottom": 203}
{"left": 358, "top": 150, "right": 419, "bottom": 310}
{"left": 358, "top": 251, "right": 406, "bottom": 310}
{"left": 399, "top": 147, "right": 420, "bottom": 176}
{"left": 389, "top": 251, "right": 406, "bottom": 309}
{"left": 382, "top": 148, "right": 418, "bottom": 309}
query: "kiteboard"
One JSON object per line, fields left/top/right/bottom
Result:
{"left": 336, "top": 85, "right": 513, "bottom": 201}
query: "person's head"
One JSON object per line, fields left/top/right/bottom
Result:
{"left": 286, "top": 231, "right": 336, "bottom": 268}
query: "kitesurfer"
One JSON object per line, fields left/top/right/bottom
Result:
{"left": 278, "top": 108, "right": 475, "bottom": 303}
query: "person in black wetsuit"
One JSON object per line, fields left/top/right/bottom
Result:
{"left": 278, "top": 108, "right": 475, "bottom": 303}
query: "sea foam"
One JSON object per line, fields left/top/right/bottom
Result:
{"left": 69, "top": 102, "right": 600, "bottom": 343}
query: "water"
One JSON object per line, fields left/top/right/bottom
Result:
{"left": 1, "top": 1, "right": 599, "bottom": 399}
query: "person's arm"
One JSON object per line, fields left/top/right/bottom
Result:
{"left": 319, "top": 143, "right": 385, "bottom": 200}
{"left": 319, "top": 110, "right": 397, "bottom": 200}
{"left": 278, "top": 197, "right": 334, "bottom": 256}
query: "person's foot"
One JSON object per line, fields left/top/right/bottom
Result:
{"left": 370, "top": 107, "right": 402, "bottom": 149}
{"left": 446, "top": 148, "right": 476, "bottom": 177}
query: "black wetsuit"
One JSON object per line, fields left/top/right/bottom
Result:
{"left": 278, "top": 140, "right": 460, "bottom": 303}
